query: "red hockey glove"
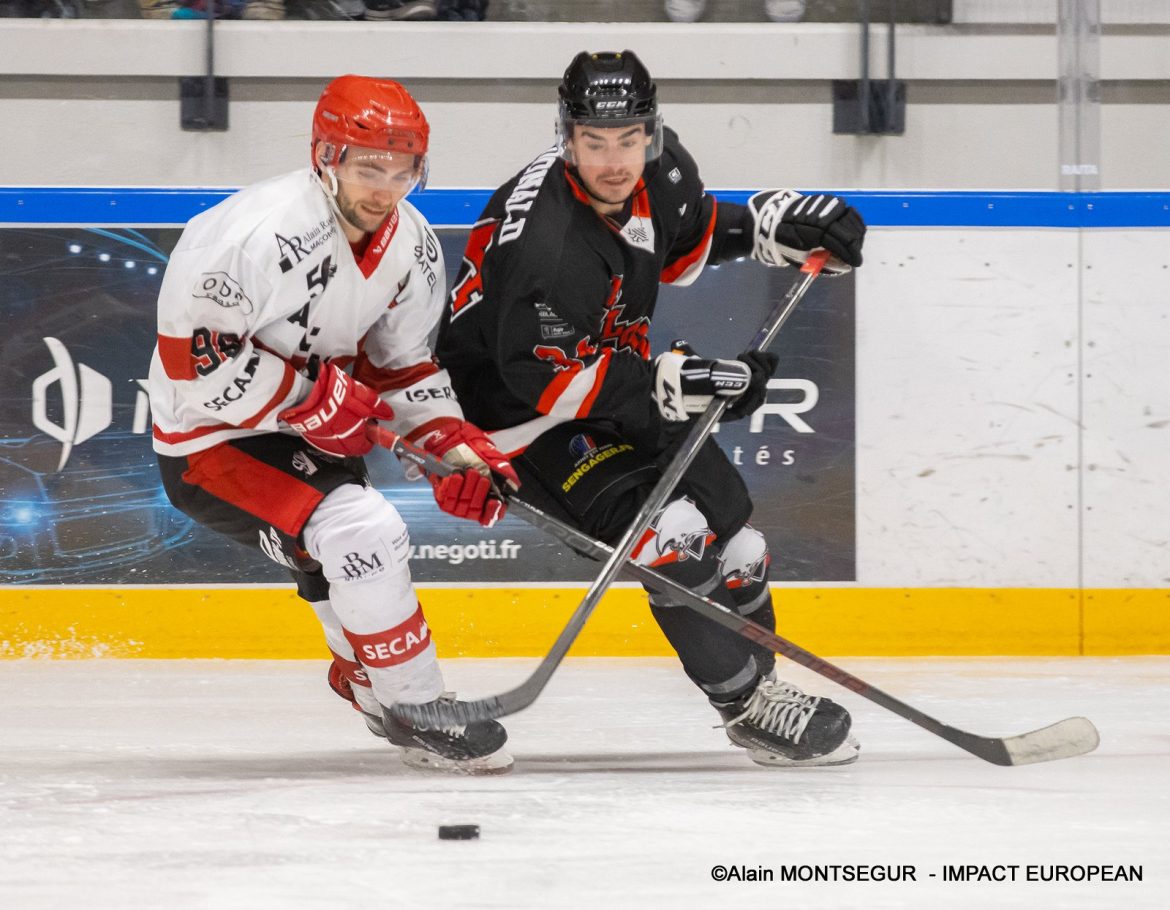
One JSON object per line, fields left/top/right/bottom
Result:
{"left": 420, "top": 420, "right": 520, "bottom": 528}
{"left": 279, "top": 362, "right": 394, "bottom": 458}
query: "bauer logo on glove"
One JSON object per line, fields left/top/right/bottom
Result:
{"left": 279, "top": 362, "right": 394, "bottom": 458}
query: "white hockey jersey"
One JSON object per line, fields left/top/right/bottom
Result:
{"left": 149, "top": 170, "right": 463, "bottom": 457}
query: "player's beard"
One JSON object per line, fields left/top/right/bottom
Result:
{"left": 336, "top": 187, "right": 392, "bottom": 235}
{"left": 581, "top": 169, "right": 638, "bottom": 207}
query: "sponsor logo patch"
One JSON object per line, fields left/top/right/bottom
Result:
{"left": 540, "top": 323, "right": 575, "bottom": 340}
{"left": 341, "top": 550, "right": 385, "bottom": 581}
{"left": 194, "top": 271, "right": 253, "bottom": 315}
{"left": 562, "top": 435, "right": 634, "bottom": 493}
{"left": 258, "top": 526, "right": 296, "bottom": 569}
{"left": 344, "top": 605, "right": 431, "bottom": 668}
{"left": 275, "top": 218, "right": 337, "bottom": 273}
{"left": 290, "top": 450, "right": 318, "bottom": 476}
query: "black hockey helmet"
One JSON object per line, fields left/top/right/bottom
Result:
{"left": 557, "top": 51, "right": 664, "bottom": 162}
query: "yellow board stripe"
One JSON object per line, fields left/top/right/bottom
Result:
{"left": 1, "top": 586, "right": 1167, "bottom": 659}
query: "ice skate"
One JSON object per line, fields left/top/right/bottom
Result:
{"left": 713, "top": 676, "right": 860, "bottom": 767}
{"left": 383, "top": 695, "right": 513, "bottom": 775}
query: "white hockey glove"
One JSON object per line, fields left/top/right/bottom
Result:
{"left": 748, "top": 189, "right": 866, "bottom": 275}
{"left": 653, "top": 340, "right": 753, "bottom": 422}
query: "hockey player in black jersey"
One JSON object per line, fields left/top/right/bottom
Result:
{"left": 436, "top": 50, "right": 867, "bottom": 766}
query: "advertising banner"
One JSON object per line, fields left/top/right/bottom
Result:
{"left": 0, "top": 224, "right": 854, "bottom": 585}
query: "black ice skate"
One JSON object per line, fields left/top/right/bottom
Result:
{"left": 712, "top": 676, "right": 860, "bottom": 767}
{"left": 383, "top": 695, "right": 513, "bottom": 775}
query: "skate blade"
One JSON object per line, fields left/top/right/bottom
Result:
{"left": 400, "top": 746, "right": 514, "bottom": 775}
{"left": 743, "top": 734, "right": 861, "bottom": 768}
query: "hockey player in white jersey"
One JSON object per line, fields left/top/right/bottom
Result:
{"left": 149, "top": 75, "right": 518, "bottom": 774}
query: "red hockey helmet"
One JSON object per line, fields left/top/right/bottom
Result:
{"left": 312, "top": 75, "right": 429, "bottom": 172}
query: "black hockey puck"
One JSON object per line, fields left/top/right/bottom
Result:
{"left": 438, "top": 824, "right": 480, "bottom": 840}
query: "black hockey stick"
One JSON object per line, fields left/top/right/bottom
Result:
{"left": 373, "top": 252, "right": 831, "bottom": 728}
{"left": 368, "top": 425, "right": 1098, "bottom": 765}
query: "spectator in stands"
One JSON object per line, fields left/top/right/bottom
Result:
{"left": 666, "top": 0, "right": 806, "bottom": 22}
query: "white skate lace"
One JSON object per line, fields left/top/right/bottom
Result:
{"left": 719, "top": 680, "right": 820, "bottom": 744}
{"left": 771, "top": 679, "right": 821, "bottom": 707}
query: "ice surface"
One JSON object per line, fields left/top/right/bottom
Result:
{"left": 1, "top": 657, "right": 1166, "bottom": 909}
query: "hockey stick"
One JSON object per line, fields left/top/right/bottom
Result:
{"left": 368, "top": 425, "right": 1098, "bottom": 765}
{"left": 376, "top": 251, "right": 832, "bottom": 728}
{"left": 497, "top": 500, "right": 1100, "bottom": 766}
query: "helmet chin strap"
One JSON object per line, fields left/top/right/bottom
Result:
{"left": 319, "top": 166, "right": 339, "bottom": 198}
{"left": 313, "top": 167, "right": 344, "bottom": 219}
{"left": 313, "top": 167, "right": 376, "bottom": 242}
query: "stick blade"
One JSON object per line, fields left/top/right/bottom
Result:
{"left": 390, "top": 696, "right": 506, "bottom": 728}
{"left": 1001, "top": 716, "right": 1100, "bottom": 766}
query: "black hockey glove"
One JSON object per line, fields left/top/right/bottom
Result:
{"left": 653, "top": 340, "right": 761, "bottom": 422}
{"left": 723, "top": 349, "right": 779, "bottom": 421}
{"left": 749, "top": 189, "right": 866, "bottom": 274}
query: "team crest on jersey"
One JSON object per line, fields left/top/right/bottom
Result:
{"left": 619, "top": 215, "right": 655, "bottom": 253}
{"left": 599, "top": 275, "right": 650, "bottom": 359}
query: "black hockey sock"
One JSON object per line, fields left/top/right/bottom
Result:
{"left": 740, "top": 597, "right": 778, "bottom": 682}
{"left": 645, "top": 560, "right": 767, "bottom": 702}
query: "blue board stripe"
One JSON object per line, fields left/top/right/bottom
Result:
{"left": 1, "top": 187, "right": 1168, "bottom": 228}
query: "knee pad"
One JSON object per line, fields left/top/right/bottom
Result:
{"left": 633, "top": 496, "right": 725, "bottom": 607}
{"left": 632, "top": 496, "right": 716, "bottom": 568}
{"left": 302, "top": 484, "right": 418, "bottom": 638}
{"left": 303, "top": 484, "right": 411, "bottom": 590}
{"left": 718, "top": 525, "right": 772, "bottom": 613}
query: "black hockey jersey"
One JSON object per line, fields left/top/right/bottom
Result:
{"left": 436, "top": 128, "right": 752, "bottom": 456}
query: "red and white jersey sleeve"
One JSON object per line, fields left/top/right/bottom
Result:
{"left": 149, "top": 170, "right": 459, "bottom": 456}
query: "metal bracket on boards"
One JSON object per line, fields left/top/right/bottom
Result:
{"left": 180, "top": 77, "right": 229, "bottom": 132}
{"left": 180, "top": 12, "right": 228, "bottom": 132}
{"left": 832, "top": 79, "right": 906, "bottom": 135}
{"left": 831, "top": 0, "right": 908, "bottom": 136}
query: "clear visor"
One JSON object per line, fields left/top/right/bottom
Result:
{"left": 558, "top": 113, "right": 664, "bottom": 164}
{"left": 333, "top": 146, "right": 428, "bottom": 194}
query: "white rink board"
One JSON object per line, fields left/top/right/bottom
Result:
{"left": 1081, "top": 229, "right": 1170, "bottom": 586}
{"left": 857, "top": 228, "right": 1082, "bottom": 586}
